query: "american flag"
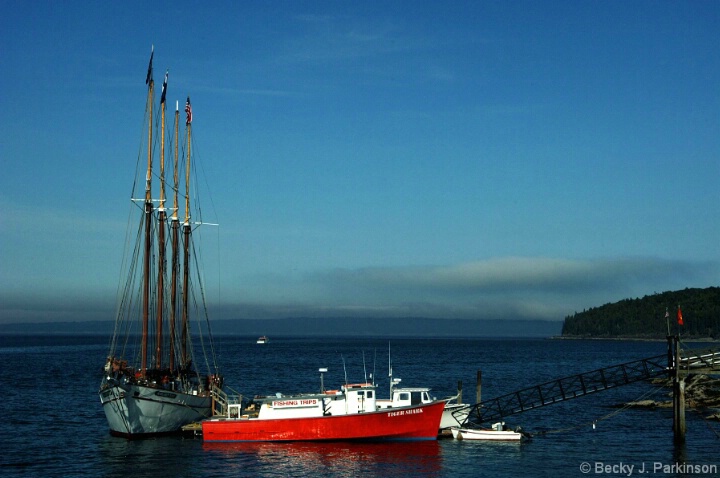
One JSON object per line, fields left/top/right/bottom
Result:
{"left": 185, "top": 97, "right": 192, "bottom": 124}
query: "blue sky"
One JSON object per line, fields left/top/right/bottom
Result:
{"left": 1, "top": 1, "right": 718, "bottom": 325}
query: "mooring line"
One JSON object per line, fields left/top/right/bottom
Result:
{"left": 534, "top": 384, "right": 666, "bottom": 436}
{"left": 702, "top": 416, "right": 720, "bottom": 439}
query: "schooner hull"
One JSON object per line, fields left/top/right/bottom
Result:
{"left": 100, "top": 382, "right": 211, "bottom": 437}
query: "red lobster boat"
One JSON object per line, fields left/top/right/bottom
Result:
{"left": 202, "top": 383, "right": 446, "bottom": 442}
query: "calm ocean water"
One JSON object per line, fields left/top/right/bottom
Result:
{"left": 1, "top": 335, "right": 718, "bottom": 477}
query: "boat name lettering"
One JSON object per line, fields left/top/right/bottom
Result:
{"left": 155, "top": 391, "right": 178, "bottom": 399}
{"left": 272, "top": 399, "right": 319, "bottom": 408}
{"left": 388, "top": 408, "right": 424, "bottom": 417}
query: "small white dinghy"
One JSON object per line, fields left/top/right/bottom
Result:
{"left": 451, "top": 422, "right": 525, "bottom": 441}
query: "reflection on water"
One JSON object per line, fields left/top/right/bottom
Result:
{"left": 97, "top": 435, "right": 205, "bottom": 477}
{"left": 204, "top": 440, "right": 442, "bottom": 477}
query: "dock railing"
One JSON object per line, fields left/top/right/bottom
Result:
{"left": 211, "top": 384, "right": 242, "bottom": 418}
{"left": 679, "top": 348, "right": 720, "bottom": 371}
{"left": 457, "top": 353, "right": 668, "bottom": 427}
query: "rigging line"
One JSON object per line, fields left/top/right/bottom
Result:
{"left": 703, "top": 416, "right": 720, "bottom": 439}
{"left": 112, "top": 214, "right": 145, "bottom": 355}
{"left": 216, "top": 223, "right": 221, "bottom": 321}
{"left": 205, "top": 225, "right": 221, "bottom": 373}
{"left": 112, "top": 399, "right": 133, "bottom": 435}
{"left": 130, "top": 92, "right": 153, "bottom": 200}
{"left": 224, "top": 384, "right": 243, "bottom": 397}
{"left": 678, "top": 339, "right": 720, "bottom": 359}
{"left": 191, "top": 234, "right": 219, "bottom": 373}
{"left": 678, "top": 338, "right": 697, "bottom": 354}
{"left": 124, "top": 265, "right": 145, "bottom": 359}
{"left": 190, "top": 135, "right": 220, "bottom": 229}
{"left": 110, "top": 193, "right": 144, "bottom": 353}
{"left": 176, "top": 399, "right": 214, "bottom": 419}
{"left": 190, "top": 282, "right": 210, "bottom": 378}
{"left": 181, "top": 276, "right": 205, "bottom": 380}
{"left": 104, "top": 386, "right": 133, "bottom": 435}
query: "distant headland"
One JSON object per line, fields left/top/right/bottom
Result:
{"left": 561, "top": 287, "right": 719, "bottom": 340}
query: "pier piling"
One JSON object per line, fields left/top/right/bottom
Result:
{"left": 672, "top": 335, "right": 686, "bottom": 444}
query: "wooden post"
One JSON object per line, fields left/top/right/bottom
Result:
{"left": 673, "top": 335, "right": 686, "bottom": 444}
{"left": 676, "top": 379, "right": 686, "bottom": 443}
{"left": 674, "top": 335, "right": 680, "bottom": 382}
{"left": 457, "top": 380, "right": 463, "bottom": 405}
{"left": 666, "top": 335, "right": 674, "bottom": 379}
{"left": 476, "top": 370, "right": 482, "bottom": 405}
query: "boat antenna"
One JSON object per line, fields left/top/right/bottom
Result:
{"left": 363, "top": 350, "right": 367, "bottom": 384}
{"left": 341, "top": 354, "right": 348, "bottom": 388}
{"left": 372, "top": 347, "right": 377, "bottom": 386}
{"left": 388, "top": 341, "right": 393, "bottom": 397}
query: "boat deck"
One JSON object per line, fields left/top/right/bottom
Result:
{"left": 181, "top": 422, "right": 203, "bottom": 435}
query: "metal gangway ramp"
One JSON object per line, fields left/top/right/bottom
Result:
{"left": 455, "top": 354, "right": 669, "bottom": 427}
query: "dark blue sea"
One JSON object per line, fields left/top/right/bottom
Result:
{"left": 1, "top": 335, "right": 718, "bottom": 477}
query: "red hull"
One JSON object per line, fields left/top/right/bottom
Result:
{"left": 202, "top": 400, "right": 446, "bottom": 442}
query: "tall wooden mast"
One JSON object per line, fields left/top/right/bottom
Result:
{"left": 155, "top": 70, "right": 168, "bottom": 370}
{"left": 169, "top": 101, "right": 180, "bottom": 373}
{"left": 141, "top": 49, "right": 154, "bottom": 378}
{"left": 181, "top": 96, "right": 192, "bottom": 366}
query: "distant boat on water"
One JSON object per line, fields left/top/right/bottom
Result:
{"left": 99, "top": 47, "right": 223, "bottom": 438}
{"left": 256, "top": 336, "right": 269, "bottom": 344}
